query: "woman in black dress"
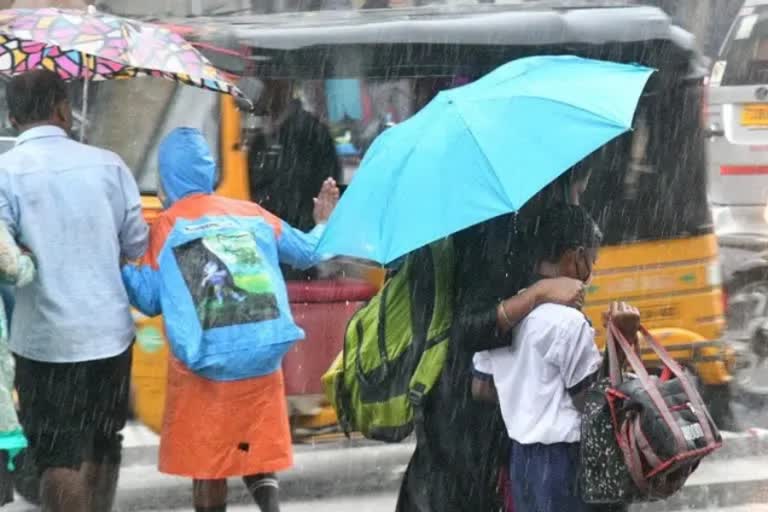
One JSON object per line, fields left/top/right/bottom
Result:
{"left": 396, "top": 167, "right": 592, "bottom": 512}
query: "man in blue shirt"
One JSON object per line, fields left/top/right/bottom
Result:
{"left": 0, "top": 70, "right": 148, "bottom": 512}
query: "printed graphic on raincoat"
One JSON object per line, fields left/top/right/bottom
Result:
{"left": 0, "top": 222, "right": 32, "bottom": 470}
{"left": 122, "top": 128, "right": 326, "bottom": 382}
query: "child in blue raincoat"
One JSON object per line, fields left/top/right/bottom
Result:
{"left": 122, "top": 127, "right": 338, "bottom": 512}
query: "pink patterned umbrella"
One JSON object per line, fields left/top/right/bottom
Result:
{"left": 0, "top": 7, "right": 247, "bottom": 100}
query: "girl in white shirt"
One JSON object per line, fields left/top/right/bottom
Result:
{"left": 473, "top": 205, "right": 639, "bottom": 512}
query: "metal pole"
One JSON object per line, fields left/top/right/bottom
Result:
{"left": 80, "top": 74, "right": 89, "bottom": 142}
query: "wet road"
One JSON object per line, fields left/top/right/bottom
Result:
{"left": 2, "top": 494, "right": 400, "bottom": 512}
{"left": 6, "top": 495, "right": 767, "bottom": 512}
{"left": 4, "top": 411, "right": 768, "bottom": 512}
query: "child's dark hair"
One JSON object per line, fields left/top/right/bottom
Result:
{"left": 534, "top": 204, "right": 603, "bottom": 263}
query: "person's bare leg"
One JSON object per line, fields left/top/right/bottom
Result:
{"left": 193, "top": 478, "right": 228, "bottom": 512}
{"left": 82, "top": 461, "right": 120, "bottom": 512}
{"left": 40, "top": 467, "right": 88, "bottom": 512}
{"left": 244, "top": 473, "right": 280, "bottom": 512}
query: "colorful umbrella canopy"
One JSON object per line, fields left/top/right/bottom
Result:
{"left": 0, "top": 7, "right": 245, "bottom": 100}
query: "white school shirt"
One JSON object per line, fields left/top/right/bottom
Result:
{"left": 473, "top": 303, "right": 602, "bottom": 444}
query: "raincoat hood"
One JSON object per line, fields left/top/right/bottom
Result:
{"left": 159, "top": 127, "right": 216, "bottom": 207}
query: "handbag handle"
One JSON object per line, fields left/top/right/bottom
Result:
{"left": 605, "top": 320, "right": 623, "bottom": 387}
{"left": 606, "top": 321, "right": 688, "bottom": 453}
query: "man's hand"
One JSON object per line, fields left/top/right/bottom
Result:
{"left": 531, "top": 277, "right": 586, "bottom": 310}
{"left": 313, "top": 178, "right": 340, "bottom": 225}
{"left": 604, "top": 301, "right": 641, "bottom": 339}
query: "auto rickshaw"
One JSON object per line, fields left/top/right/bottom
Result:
{"left": 75, "top": 1, "right": 733, "bottom": 439}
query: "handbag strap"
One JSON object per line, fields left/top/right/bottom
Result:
{"left": 637, "top": 325, "right": 717, "bottom": 446}
{"left": 605, "top": 321, "right": 623, "bottom": 387}
{"left": 625, "top": 417, "right": 648, "bottom": 493}
{"left": 608, "top": 322, "right": 688, "bottom": 453}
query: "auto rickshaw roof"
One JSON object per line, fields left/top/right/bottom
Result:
{"left": 157, "top": 2, "right": 705, "bottom": 80}
{"left": 163, "top": 2, "right": 693, "bottom": 50}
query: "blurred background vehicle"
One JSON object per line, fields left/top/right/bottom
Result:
{"left": 707, "top": 0, "right": 768, "bottom": 404}
{"left": 108, "top": 1, "right": 735, "bottom": 435}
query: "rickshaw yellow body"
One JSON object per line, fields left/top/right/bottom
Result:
{"left": 583, "top": 234, "right": 728, "bottom": 386}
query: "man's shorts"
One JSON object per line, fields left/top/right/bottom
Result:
{"left": 14, "top": 346, "right": 132, "bottom": 473}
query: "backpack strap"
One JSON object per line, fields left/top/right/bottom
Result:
{"left": 407, "top": 244, "right": 442, "bottom": 460}
{"left": 336, "top": 320, "right": 354, "bottom": 438}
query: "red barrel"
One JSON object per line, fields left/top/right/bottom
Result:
{"left": 283, "top": 279, "right": 377, "bottom": 396}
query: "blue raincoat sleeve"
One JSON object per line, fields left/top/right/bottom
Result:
{"left": 122, "top": 264, "right": 162, "bottom": 317}
{"left": 121, "top": 217, "right": 170, "bottom": 318}
{"left": 276, "top": 222, "right": 326, "bottom": 270}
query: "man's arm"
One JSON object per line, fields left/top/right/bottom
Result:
{"left": 117, "top": 164, "right": 149, "bottom": 261}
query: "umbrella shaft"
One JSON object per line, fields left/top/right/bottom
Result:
{"left": 80, "top": 77, "right": 89, "bottom": 143}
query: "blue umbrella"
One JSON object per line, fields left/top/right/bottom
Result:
{"left": 316, "top": 56, "right": 654, "bottom": 264}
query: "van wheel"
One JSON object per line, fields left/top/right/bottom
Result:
{"left": 12, "top": 449, "right": 40, "bottom": 505}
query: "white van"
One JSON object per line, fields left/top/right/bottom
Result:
{"left": 709, "top": 0, "right": 768, "bottom": 235}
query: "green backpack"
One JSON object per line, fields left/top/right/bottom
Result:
{"left": 321, "top": 238, "right": 455, "bottom": 442}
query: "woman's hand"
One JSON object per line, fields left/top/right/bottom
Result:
{"left": 313, "top": 178, "right": 340, "bottom": 224}
{"left": 496, "top": 277, "right": 585, "bottom": 334}
{"left": 530, "top": 277, "right": 586, "bottom": 309}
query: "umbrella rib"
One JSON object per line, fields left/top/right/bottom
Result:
{"left": 457, "top": 93, "right": 634, "bottom": 131}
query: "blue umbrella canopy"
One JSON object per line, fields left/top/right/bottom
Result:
{"left": 317, "top": 55, "right": 654, "bottom": 264}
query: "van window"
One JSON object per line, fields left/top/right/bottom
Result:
{"left": 721, "top": 10, "right": 768, "bottom": 85}
{"left": 87, "top": 79, "right": 220, "bottom": 194}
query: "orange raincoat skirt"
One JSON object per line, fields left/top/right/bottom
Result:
{"left": 158, "top": 357, "right": 293, "bottom": 479}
